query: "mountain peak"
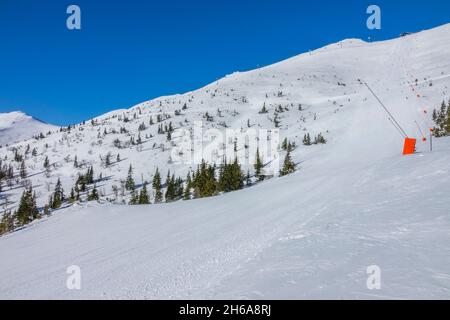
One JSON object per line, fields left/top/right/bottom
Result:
{"left": 0, "top": 110, "right": 57, "bottom": 146}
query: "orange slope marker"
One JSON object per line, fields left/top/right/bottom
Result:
{"left": 403, "top": 138, "right": 417, "bottom": 155}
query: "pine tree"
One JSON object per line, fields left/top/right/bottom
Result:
{"left": 175, "top": 177, "right": 183, "bottom": 199}
{"left": 68, "top": 188, "right": 76, "bottom": 203}
{"left": 280, "top": 150, "right": 296, "bottom": 176}
{"left": 152, "top": 168, "right": 163, "bottom": 203}
{"left": 105, "top": 152, "right": 111, "bottom": 167}
{"left": 19, "top": 160, "right": 27, "bottom": 179}
{"left": 125, "top": 165, "right": 135, "bottom": 191}
{"left": 259, "top": 103, "right": 268, "bottom": 114}
{"left": 183, "top": 173, "right": 192, "bottom": 200}
{"left": 16, "top": 187, "right": 39, "bottom": 226}
{"left": 303, "top": 133, "right": 312, "bottom": 146}
{"left": 86, "top": 166, "right": 94, "bottom": 184}
{"left": 281, "top": 138, "right": 288, "bottom": 151}
{"left": 254, "top": 148, "right": 264, "bottom": 181}
{"left": 193, "top": 160, "right": 217, "bottom": 197}
{"left": 165, "top": 173, "right": 175, "bottom": 202}
{"left": 0, "top": 210, "right": 14, "bottom": 235}
{"left": 314, "top": 133, "right": 327, "bottom": 144}
{"left": 51, "top": 178, "right": 64, "bottom": 209}
{"left": 138, "top": 182, "right": 150, "bottom": 204}
{"left": 231, "top": 158, "right": 244, "bottom": 191}
{"left": 88, "top": 185, "right": 99, "bottom": 201}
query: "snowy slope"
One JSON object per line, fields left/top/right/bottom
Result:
{"left": 0, "top": 111, "right": 57, "bottom": 146}
{"left": 0, "top": 23, "right": 450, "bottom": 299}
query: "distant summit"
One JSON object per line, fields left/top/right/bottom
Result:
{"left": 0, "top": 111, "right": 57, "bottom": 146}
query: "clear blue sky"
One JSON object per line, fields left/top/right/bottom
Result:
{"left": 0, "top": 0, "right": 449, "bottom": 125}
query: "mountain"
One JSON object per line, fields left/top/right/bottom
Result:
{"left": 0, "top": 111, "right": 57, "bottom": 146}
{"left": 0, "top": 23, "right": 449, "bottom": 299}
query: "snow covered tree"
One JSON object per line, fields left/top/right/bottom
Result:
{"left": 50, "top": 178, "right": 64, "bottom": 209}
{"left": 165, "top": 173, "right": 175, "bottom": 202}
{"left": 254, "top": 148, "right": 264, "bottom": 181}
{"left": 16, "top": 187, "right": 39, "bottom": 226}
{"left": 280, "top": 150, "right": 296, "bottom": 177}
{"left": 183, "top": 173, "right": 192, "bottom": 200}
{"left": 0, "top": 210, "right": 14, "bottom": 235}
{"left": 259, "top": 103, "right": 268, "bottom": 114}
{"left": 152, "top": 168, "right": 163, "bottom": 203}
{"left": 432, "top": 100, "right": 450, "bottom": 137}
{"left": 19, "top": 160, "right": 27, "bottom": 179}
{"left": 314, "top": 133, "right": 327, "bottom": 144}
{"left": 105, "top": 152, "right": 111, "bottom": 167}
{"left": 68, "top": 188, "right": 76, "bottom": 204}
{"left": 138, "top": 182, "right": 150, "bottom": 204}
{"left": 281, "top": 138, "right": 288, "bottom": 151}
{"left": 303, "top": 133, "right": 312, "bottom": 146}
{"left": 125, "top": 165, "right": 135, "bottom": 191}
{"left": 88, "top": 185, "right": 99, "bottom": 201}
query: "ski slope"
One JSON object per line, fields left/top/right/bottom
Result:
{"left": 0, "top": 23, "right": 450, "bottom": 299}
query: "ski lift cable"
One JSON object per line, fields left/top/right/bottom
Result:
{"left": 389, "top": 117, "right": 408, "bottom": 138}
{"left": 363, "top": 82, "right": 408, "bottom": 138}
{"left": 415, "top": 120, "right": 425, "bottom": 138}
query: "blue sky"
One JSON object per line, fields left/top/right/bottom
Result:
{"left": 0, "top": 0, "right": 449, "bottom": 125}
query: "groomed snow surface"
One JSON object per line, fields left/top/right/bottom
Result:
{"left": 1, "top": 23, "right": 450, "bottom": 299}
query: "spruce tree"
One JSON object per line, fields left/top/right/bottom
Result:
{"left": 51, "top": 178, "right": 64, "bottom": 209}
{"left": 125, "top": 165, "right": 135, "bottom": 191}
{"left": 254, "top": 148, "right": 264, "bottom": 181}
{"left": 44, "top": 156, "right": 50, "bottom": 169}
{"left": 152, "top": 168, "right": 163, "bottom": 203}
{"left": 16, "top": 187, "right": 39, "bottom": 226}
{"left": 231, "top": 158, "right": 244, "bottom": 191}
{"left": 138, "top": 182, "right": 150, "bottom": 204}
{"left": 0, "top": 210, "right": 14, "bottom": 235}
{"left": 68, "top": 188, "right": 76, "bottom": 203}
{"left": 303, "top": 133, "right": 312, "bottom": 146}
{"left": 280, "top": 150, "right": 296, "bottom": 176}
{"left": 282, "top": 138, "right": 288, "bottom": 151}
{"left": 88, "top": 185, "right": 99, "bottom": 201}
{"left": 165, "top": 173, "right": 175, "bottom": 202}
{"left": 183, "top": 173, "right": 192, "bottom": 200}
{"left": 20, "top": 160, "right": 27, "bottom": 179}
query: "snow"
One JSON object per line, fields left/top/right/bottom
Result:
{"left": 0, "top": 111, "right": 57, "bottom": 146}
{"left": 0, "top": 23, "right": 450, "bottom": 299}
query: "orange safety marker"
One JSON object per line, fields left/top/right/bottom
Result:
{"left": 403, "top": 138, "right": 417, "bottom": 155}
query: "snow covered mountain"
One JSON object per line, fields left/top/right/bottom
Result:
{"left": 0, "top": 111, "right": 57, "bottom": 146}
{"left": 0, "top": 23, "right": 449, "bottom": 299}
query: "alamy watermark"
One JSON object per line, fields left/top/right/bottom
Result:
{"left": 66, "top": 5, "right": 81, "bottom": 30}
{"left": 366, "top": 5, "right": 381, "bottom": 30}
{"left": 170, "top": 121, "right": 280, "bottom": 176}
{"left": 66, "top": 265, "right": 81, "bottom": 290}
{"left": 366, "top": 265, "right": 381, "bottom": 290}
